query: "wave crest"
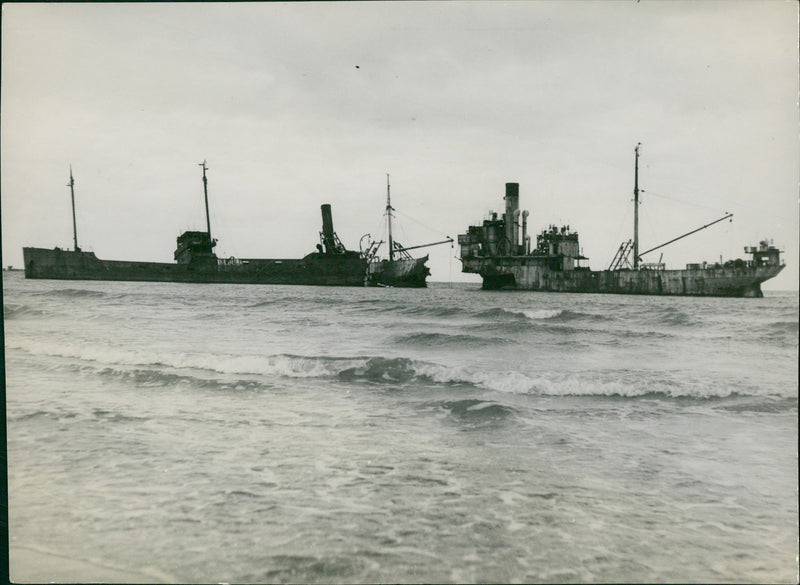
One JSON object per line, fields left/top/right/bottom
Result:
{"left": 337, "top": 357, "right": 427, "bottom": 384}
{"left": 10, "top": 335, "right": 788, "bottom": 400}
{"left": 475, "top": 307, "right": 528, "bottom": 321}
{"left": 34, "top": 288, "right": 108, "bottom": 298}
{"left": 400, "top": 306, "right": 467, "bottom": 317}
{"left": 437, "top": 398, "right": 517, "bottom": 422}
{"left": 393, "top": 332, "right": 509, "bottom": 347}
{"left": 475, "top": 307, "right": 605, "bottom": 323}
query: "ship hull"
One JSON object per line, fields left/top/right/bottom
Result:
{"left": 367, "top": 255, "right": 430, "bottom": 288}
{"left": 23, "top": 247, "right": 368, "bottom": 287}
{"left": 463, "top": 257, "right": 784, "bottom": 298}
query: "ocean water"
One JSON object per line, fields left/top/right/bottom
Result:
{"left": 3, "top": 271, "right": 798, "bottom": 584}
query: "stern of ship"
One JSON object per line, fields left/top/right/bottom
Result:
{"left": 368, "top": 255, "right": 430, "bottom": 287}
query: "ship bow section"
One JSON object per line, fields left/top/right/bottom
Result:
{"left": 23, "top": 247, "right": 107, "bottom": 280}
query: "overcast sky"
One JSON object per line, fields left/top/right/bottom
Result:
{"left": 2, "top": 1, "right": 797, "bottom": 288}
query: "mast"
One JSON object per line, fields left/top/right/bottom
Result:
{"left": 386, "top": 173, "right": 394, "bottom": 262}
{"left": 68, "top": 165, "right": 80, "bottom": 252}
{"left": 199, "top": 160, "right": 211, "bottom": 239}
{"left": 633, "top": 143, "right": 641, "bottom": 270}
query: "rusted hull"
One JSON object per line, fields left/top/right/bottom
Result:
{"left": 22, "top": 247, "right": 368, "bottom": 287}
{"left": 367, "top": 255, "right": 430, "bottom": 288}
{"left": 464, "top": 258, "right": 785, "bottom": 298}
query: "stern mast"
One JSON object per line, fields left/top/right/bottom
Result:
{"left": 68, "top": 165, "right": 80, "bottom": 252}
{"left": 386, "top": 174, "right": 394, "bottom": 262}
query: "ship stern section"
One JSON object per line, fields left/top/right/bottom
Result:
{"left": 368, "top": 255, "right": 431, "bottom": 287}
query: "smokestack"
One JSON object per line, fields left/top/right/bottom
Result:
{"left": 505, "top": 183, "right": 519, "bottom": 253}
{"left": 321, "top": 204, "right": 335, "bottom": 254}
{"left": 522, "top": 210, "right": 529, "bottom": 255}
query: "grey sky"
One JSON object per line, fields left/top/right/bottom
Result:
{"left": 2, "top": 1, "right": 797, "bottom": 288}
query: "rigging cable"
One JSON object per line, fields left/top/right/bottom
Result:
{"left": 393, "top": 208, "right": 450, "bottom": 239}
{"left": 643, "top": 189, "right": 728, "bottom": 214}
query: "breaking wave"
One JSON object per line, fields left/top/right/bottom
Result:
{"left": 521, "top": 308, "right": 566, "bottom": 320}
{"left": 11, "top": 335, "right": 788, "bottom": 400}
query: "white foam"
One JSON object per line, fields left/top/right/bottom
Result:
{"left": 521, "top": 309, "right": 564, "bottom": 320}
{"left": 8, "top": 337, "right": 782, "bottom": 399}
{"left": 7, "top": 338, "right": 369, "bottom": 378}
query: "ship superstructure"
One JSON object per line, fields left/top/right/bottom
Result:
{"left": 458, "top": 147, "right": 784, "bottom": 297}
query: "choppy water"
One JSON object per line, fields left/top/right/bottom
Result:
{"left": 4, "top": 271, "right": 798, "bottom": 583}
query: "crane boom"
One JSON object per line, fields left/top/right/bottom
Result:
{"left": 638, "top": 213, "right": 733, "bottom": 259}
{"left": 394, "top": 238, "right": 454, "bottom": 253}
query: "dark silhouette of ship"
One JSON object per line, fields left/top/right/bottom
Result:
{"left": 361, "top": 175, "right": 453, "bottom": 288}
{"left": 458, "top": 145, "right": 784, "bottom": 297}
{"left": 23, "top": 162, "right": 367, "bottom": 286}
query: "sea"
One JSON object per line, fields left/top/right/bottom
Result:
{"left": 3, "top": 270, "right": 798, "bottom": 584}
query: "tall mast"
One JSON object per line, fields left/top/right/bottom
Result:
{"left": 633, "top": 143, "right": 641, "bottom": 270}
{"left": 68, "top": 165, "right": 80, "bottom": 251}
{"left": 199, "top": 160, "right": 211, "bottom": 239}
{"left": 386, "top": 173, "right": 394, "bottom": 262}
